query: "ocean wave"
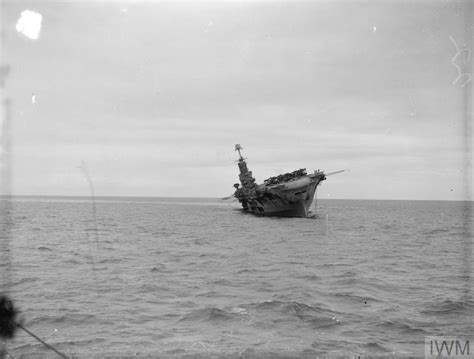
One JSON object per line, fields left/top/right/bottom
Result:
{"left": 179, "top": 307, "right": 236, "bottom": 323}
{"left": 11, "top": 337, "right": 106, "bottom": 358}
{"left": 37, "top": 246, "right": 52, "bottom": 251}
{"left": 212, "top": 279, "right": 238, "bottom": 287}
{"left": 27, "top": 312, "right": 97, "bottom": 326}
{"left": 64, "top": 259, "right": 81, "bottom": 265}
{"left": 244, "top": 300, "right": 340, "bottom": 328}
{"left": 331, "top": 291, "right": 383, "bottom": 304}
{"left": 235, "top": 268, "right": 256, "bottom": 274}
{"left": 195, "top": 290, "right": 220, "bottom": 298}
{"left": 328, "top": 270, "right": 358, "bottom": 286}
{"left": 299, "top": 274, "right": 320, "bottom": 281}
{"left": 252, "top": 300, "right": 305, "bottom": 312}
{"left": 423, "top": 228, "right": 450, "bottom": 236}
{"left": 97, "top": 258, "right": 122, "bottom": 264}
{"left": 360, "top": 341, "right": 391, "bottom": 353}
{"left": 421, "top": 298, "right": 474, "bottom": 315}
{"left": 229, "top": 307, "right": 251, "bottom": 317}
{"left": 375, "top": 318, "right": 428, "bottom": 336}
{"left": 13, "top": 277, "right": 40, "bottom": 286}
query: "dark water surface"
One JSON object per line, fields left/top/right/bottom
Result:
{"left": 1, "top": 197, "right": 473, "bottom": 358}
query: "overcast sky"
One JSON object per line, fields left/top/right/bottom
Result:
{"left": 1, "top": 1, "right": 472, "bottom": 200}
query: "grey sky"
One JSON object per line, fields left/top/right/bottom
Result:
{"left": 1, "top": 1, "right": 472, "bottom": 199}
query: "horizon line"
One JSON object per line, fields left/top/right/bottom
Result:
{"left": 0, "top": 194, "right": 472, "bottom": 202}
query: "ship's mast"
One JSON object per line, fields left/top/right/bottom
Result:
{"left": 235, "top": 144, "right": 244, "bottom": 160}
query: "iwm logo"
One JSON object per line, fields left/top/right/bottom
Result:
{"left": 425, "top": 337, "right": 471, "bottom": 358}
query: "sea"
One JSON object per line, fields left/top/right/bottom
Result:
{"left": 1, "top": 197, "right": 472, "bottom": 358}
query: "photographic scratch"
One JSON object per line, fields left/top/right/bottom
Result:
{"left": 78, "top": 161, "right": 101, "bottom": 259}
{"left": 15, "top": 10, "right": 43, "bottom": 40}
{"left": 409, "top": 97, "right": 417, "bottom": 117}
{"left": 78, "top": 161, "right": 102, "bottom": 296}
{"left": 449, "top": 35, "right": 472, "bottom": 87}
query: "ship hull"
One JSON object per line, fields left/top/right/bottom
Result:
{"left": 239, "top": 175, "right": 322, "bottom": 218}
